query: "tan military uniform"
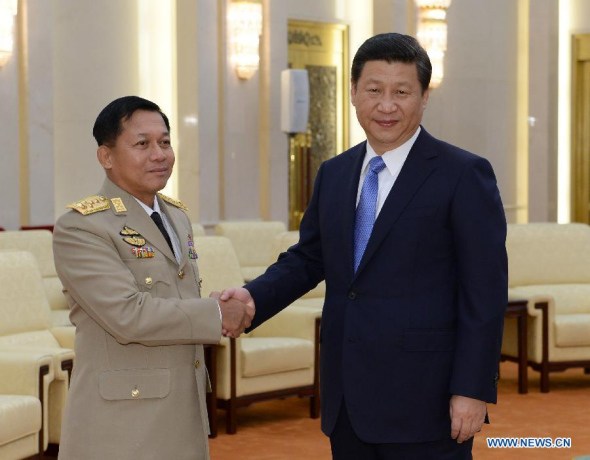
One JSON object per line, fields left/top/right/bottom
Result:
{"left": 53, "top": 178, "right": 221, "bottom": 460}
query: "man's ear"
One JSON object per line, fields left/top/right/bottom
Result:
{"left": 97, "top": 145, "right": 112, "bottom": 170}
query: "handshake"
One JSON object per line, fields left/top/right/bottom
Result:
{"left": 210, "top": 287, "right": 255, "bottom": 338}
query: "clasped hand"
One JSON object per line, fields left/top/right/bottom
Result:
{"left": 209, "top": 287, "right": 255, "bottom": 338}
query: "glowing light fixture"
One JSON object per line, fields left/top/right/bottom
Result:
{"left": 228, "top": 0, "right": 263, "bottom": 80}
{"left": 415, "top": 0, "right": 452, "bottom": 89}
{"left": 0, "top": 0, "right": 17, "bottom": 68}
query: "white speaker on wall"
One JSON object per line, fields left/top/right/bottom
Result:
{"left": 281, "top": 69, "right": 310, "bottom": 134}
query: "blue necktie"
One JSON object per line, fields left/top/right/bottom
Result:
{"left": 354, "top": 156, "right": 386, "bottom": 273}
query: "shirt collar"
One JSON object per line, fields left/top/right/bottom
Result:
{"left": 361, "top": 126, "right": 421, "bottom": 175}
{"left": 133, "top": 195, "right": 162, "bottom": 216}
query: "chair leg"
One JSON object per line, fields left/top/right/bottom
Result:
{"left": 226, "top": 399, "right": 237, "bottom": 435}
{"left": 310, "top": 395, "right": 320, "bottom": 419}
{"left": 227, "top": 338, "right": 238, "bottom": 434}
{"left": 540, "top": 365, "right": 550, "bottom": 393}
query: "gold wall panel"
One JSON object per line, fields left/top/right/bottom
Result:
{"left": 572, "top": 34, "right": 590, "bottom": 224}
{"left": 288, "top": 20, "right": 349, "bottom": 230}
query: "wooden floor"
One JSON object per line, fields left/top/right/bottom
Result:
{"left": 45, "top": 361, "right": 590, "bottom": 459}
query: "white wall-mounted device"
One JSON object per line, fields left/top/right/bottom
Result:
{"left": 281, "top": 69, "right": 310, "bottom": 134}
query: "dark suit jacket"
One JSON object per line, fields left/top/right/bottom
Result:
{"left": 246, "top": 128, "right": 508, "bottom": 443}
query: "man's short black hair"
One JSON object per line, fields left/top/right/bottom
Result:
{"left": 93, "top": 96, "right": 171, "bottom": 147}
{"left": 351, "top": 33, "right": 432, "bottom": 94}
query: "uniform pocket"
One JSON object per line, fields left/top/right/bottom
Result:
{"left": 99, "top": 368, "right": 171, "bottom": 400}
{"left": 122, "top": 259, "right": 173, "bottom": 294}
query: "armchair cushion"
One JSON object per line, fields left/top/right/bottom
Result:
{"left": 0, "top": 395, "right": 41, "bottom": 447}
{"left": 554, "top": 314, "right": 590, "bottom": 347}
{"left": 241, "top": 337, "right": 313, "bottom": 378}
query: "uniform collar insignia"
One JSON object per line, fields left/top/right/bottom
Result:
{"left": 111, "top": 197, "right": 127, "bottom": 213}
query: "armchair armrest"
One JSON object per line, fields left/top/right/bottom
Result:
{"left": 0, "top": 345, "right": 74, "bottom": 381}
{"left": 249, "top": 306, "right": 322, "bottom": 341}
{"left": 50, "top": 326, "right": 75, "bottom": 349}
{"left": 0, "top": 351, "right": 54, "bottom": 396}
{"left": 0, "top": 351, "right": 54, "bottom": 451}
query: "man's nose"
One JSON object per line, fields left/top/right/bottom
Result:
{"left": 378, "top": 95, "right": 398, "bottom": 113}
{"left": 150, "top": 144, "right": 167, "bottom": 160}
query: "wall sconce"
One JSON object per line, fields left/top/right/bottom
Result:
{"left": 228, "top": 0, "right": 263, "bottom": 80}
{"left": 415, "top": 0, "right": 452, "bottom": 89}
{"left": 0, "top": 0, "right": 18, "bottom": 68}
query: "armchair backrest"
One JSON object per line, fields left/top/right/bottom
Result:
{"left": 507, "top": 223, "right": 590, "bottom": 287}
{"left": 0, "top": 251, "right": 53, "bottom": 337}
{"left": 191, "top": 223, "right": 206, "bottom": 237}
{"left": 194, "top": 236, "right": 245, "bottom": 296}
{"left": 214, "top": 221, "right": 286, "bottom": 268}
{"left": 0, "top": 230, "right": 67, "bottom": 312}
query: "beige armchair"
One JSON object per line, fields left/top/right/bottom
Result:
{"left": 0, "top": 350, "right": 55, "bottom": 458}
{"left": 191, "top": 223, "right": 206, "bottom": 237}
{"left": 214, "top": 220, "right": 286, "bottom": 281}
{"left": 270, "top": 231, "right": 325, "bottom": 311}
{"left": 501, "top": 223, "right": 590, "bottom": 392}
{"left": 0, "top": 251, "right": 75, "bottom": 445}
{"left": 0, "top": 230, "right": 71, "bottom": 327}
{"left": 195, "top": 236, "right": 320, "bottom": 434}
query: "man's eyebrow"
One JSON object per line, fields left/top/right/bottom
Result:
{"left": 135, "top": 131, "right": 170, "bottom": 137}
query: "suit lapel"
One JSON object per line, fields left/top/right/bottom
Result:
{"left": 158, "top": 196, "right": 189, "bottom": 269}
{"left": 342, "top": 142, "right": 368, "bottom": 281}
{"left": 353, "top": 129, "right": 438, "bottom": 278}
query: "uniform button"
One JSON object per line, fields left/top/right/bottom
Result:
{"left": 145, "top": 277, "right": 153, "bottom": 285}
{"left": 348, "top": 291, "right": 357, "bottom": 300}
{"left": 194, "top": 360, "right": 200, "bottom": 369}
{"left": 178, "top": 270, "right": 185, "bottom": 279}
{"left": 131, "top": 388, "right": 140, "bottom": 398}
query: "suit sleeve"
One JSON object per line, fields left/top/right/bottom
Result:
{"left": 448, "top": 157, "right": 508, "bottom": 403}
{"left": 53, "top": 212, "right": 222, "bottom": 347}
{"left": 246, "top": 163, "right": 326, "bottom": 329}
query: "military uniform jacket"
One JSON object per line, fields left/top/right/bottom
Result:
{"left": 53, "top": 178, "right": 221, "bottom": 460}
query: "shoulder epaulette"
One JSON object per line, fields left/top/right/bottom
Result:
{"left": 66, "top": 195, "right": 110, "bottom": 215}
{"left": 158, "top": 193, "right": 188, "bottom": 211}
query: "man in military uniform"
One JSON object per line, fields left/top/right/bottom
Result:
{"left": 53, "top": 96, "right": 253, "bottom": 460}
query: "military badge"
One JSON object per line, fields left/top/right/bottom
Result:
{"left": 188, "top": 234, "right": 198, "bottom": 259}
{"left": 123, "top": 236, "right": 146, "bottom": 247}
{"left": 132, "top": 247, "right": 155, "bottom": 258}
{"left": 120, "top": 226, "right": 140, "bottom": 236}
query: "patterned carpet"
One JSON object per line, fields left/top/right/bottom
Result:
{"left": 44, "top": 361, "right": 590, "bottom": 459}
{"left": 209, "top": 361, "right": 590, "bottom": 460}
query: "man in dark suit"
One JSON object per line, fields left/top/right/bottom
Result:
{"left": 221, "top": 33, "right": 507, "bottom": 459}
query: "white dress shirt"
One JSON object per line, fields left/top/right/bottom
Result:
{"left": 134, "top": 196, "right": 182, "bottom": 265}
{"left": 356, "top": 127, "right": 421, "bottom": 218}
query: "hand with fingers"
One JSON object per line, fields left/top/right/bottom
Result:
{"left": 210, "top": 288, "right": 255, "bottom": 338}
{"left": 449, "top": 395, "right": 487, "bottom": 443}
